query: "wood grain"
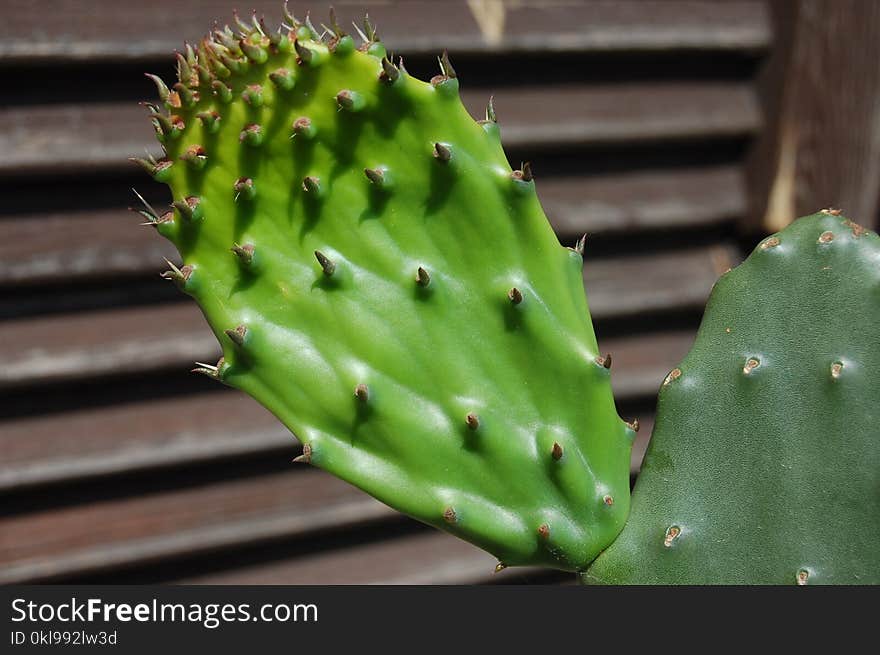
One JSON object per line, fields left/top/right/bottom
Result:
{"left": 0, "top": 391, "right": 291, "bottom": 492}
{"left": 0, "top": 1, "right": 770, "bottom": 63}
{"left": 0, "top": 469, "right": 394, "bottom": 584}
{"left": 182, "top": 529, "right": 558, "bottom": 585}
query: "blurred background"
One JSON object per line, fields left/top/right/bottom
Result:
{"left": 1, "top": 0, "right": 878, "bottom": 584}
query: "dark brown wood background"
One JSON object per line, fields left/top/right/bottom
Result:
{"left": 1, "top": 0, "right": 876, "bottom": 585}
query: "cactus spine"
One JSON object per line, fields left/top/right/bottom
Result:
{"left": 137, "top": 8, "right": 634, "bottom": 571}
{"left": 585, "top": 212, "right": 880, "bottom": 584}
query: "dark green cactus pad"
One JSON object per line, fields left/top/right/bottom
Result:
{"left": 137, "top": 11, "right": 634, "bottom": 571}
{"left": 584, "top": 211, "right": 880, "bottom": 584}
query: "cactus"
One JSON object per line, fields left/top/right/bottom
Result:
{"left": 584, "top": 211, "right": 880, "bottom": 584}
{"left": 136, "top": 9, "right": 635, "bottom": 572}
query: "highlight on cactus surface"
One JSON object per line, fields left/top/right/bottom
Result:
{"left": 134, "top": 5, "right": 635, "bottom": 573}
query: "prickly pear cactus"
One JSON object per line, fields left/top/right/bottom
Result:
{"left": 135, "top": 9, "right": 635, "bottom": 571}
{"left": 585, "top": 211, "right": 880, "bottom": 584}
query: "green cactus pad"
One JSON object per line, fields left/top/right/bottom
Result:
{"left": 138, "top": 11, "right": 634, "bottom": 571}
{"left": 584, "top": 211, "right": 880, "bottom": 584}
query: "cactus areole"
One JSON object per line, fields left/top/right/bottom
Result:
{"left": 136, "top": 8, "right": 634, "bottom": 572}
{"left": 585, "top": 212, "right": 880, "bottom": 584}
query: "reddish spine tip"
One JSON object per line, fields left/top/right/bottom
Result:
{"left": 180, "top": 145, "right": 207, "bottom": 169}
{"left": 431, "top": 49, "right": 457, "bottom": 86}
{"left": 293, "top": 443, "right": 312, "bottom": 464}
{"left": 242, "top": 84, "right": 264, "bottom": 106}
{"left": 380, "top": 57, "right": 400, "bottom": 83}
{"left": 416, "top": 266, "right": 431, "bottom": 287}
{"left": 302, "top": 175, "right": 322, "bottom": 196}
{"left": 197, "top": 110, "right": 221, "bottom": 133}
{"left": 269, "top": 68, "right": 296, "bottom": 90}
{"left": 294, "top": 39, "right": 313, "bottom": 64}
{"left": 211, "top": 80, "right": 233, "bottom": 103}
{"left": 433, "top": 142, "right": 452, "bottom": 162}
{"left": 292, "top": 116, "right": 315, "bottom": 139}
{"left": 485, "top": 95, "right": 497, "bottom": 123}
{"left": 231, "top": 243, "right": 255, "bottom": 266}
{"left": 160, "top": 259, "right": 193, "bottom": 287}
{"left": 233, "top": 177, "right": 256, "bottom": 201}
{"left": 239, "top": 123, "right": 264, "bottom": 146}
{"left": 512, "top": 162, "right": 533, "bottom": 182}
{"left": 664, "top": 525, "right": 681, "bottom": 547}
{"left": 466, "top": 412, "right": 480, "bottom": 431}
{"left": 364, "top": 167, "right": 385, "bottom": 186}
{"left": 315, "top": 250, "right": 336, "bottom": 276}
{"left": 663, "top": 368, "right": 682, "bottom": 386}
{"left": 172, "top": 196, "right": 203, "bottom": 222}
{"left": 224, "top": 324, "right": 248, "bottom": 346}
{"left": 191, "top": 357, "right": 225, "bottom": 380}
{"left": 336, "top": 89, "right": 364, "bottom": 111}
{"left": 145, "top": 73, "right": 171, "bottom": 102}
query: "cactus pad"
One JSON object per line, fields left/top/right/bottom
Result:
{"left": 584, "top": 211, "right": 880, "bottom": 584}
{"left": 137, "top": 10, "right": 634, "bottom": 571}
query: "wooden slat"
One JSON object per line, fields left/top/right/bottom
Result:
{"left": 181, "top": 530, "right": 553, "bottom": 585}
{"left": 0, "top": 410, "right": 661, "bottom": 584}
{"left": 585, "top": 244, "right": 735, "bottom": 318}
{"left": 0, "top": 246, "right": 730, "bottom": 391}
{"left": 0, "top": 83, "right": 760, "bottom": 176}
{"left": 492, "top": 83, "right": 760, "bottom": 147}
{"left": 493, "top": 1, "right": 770, "bottom": 54}
{"left": 0, "top": 209, "right": 174, "bottom": 286}
{"left": 0, "top": 303, "right": 218, "bottom": 391}
{"left": 0, "top": 1, "right": 771, "bottom": 64}
{"left": 544, "top": 165, "right": 745, "bottom": 235}
{"left": 0, "top": 166, "right": 744, "bottom": 286}
{"left": 0, "top": 391, "right": 291, "bottom": 493}
{"left": 0, "top": 322, "right": 677, "bottom": 494}
{"left": 0, "top": 469, "right": 393, "bottom": 584}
